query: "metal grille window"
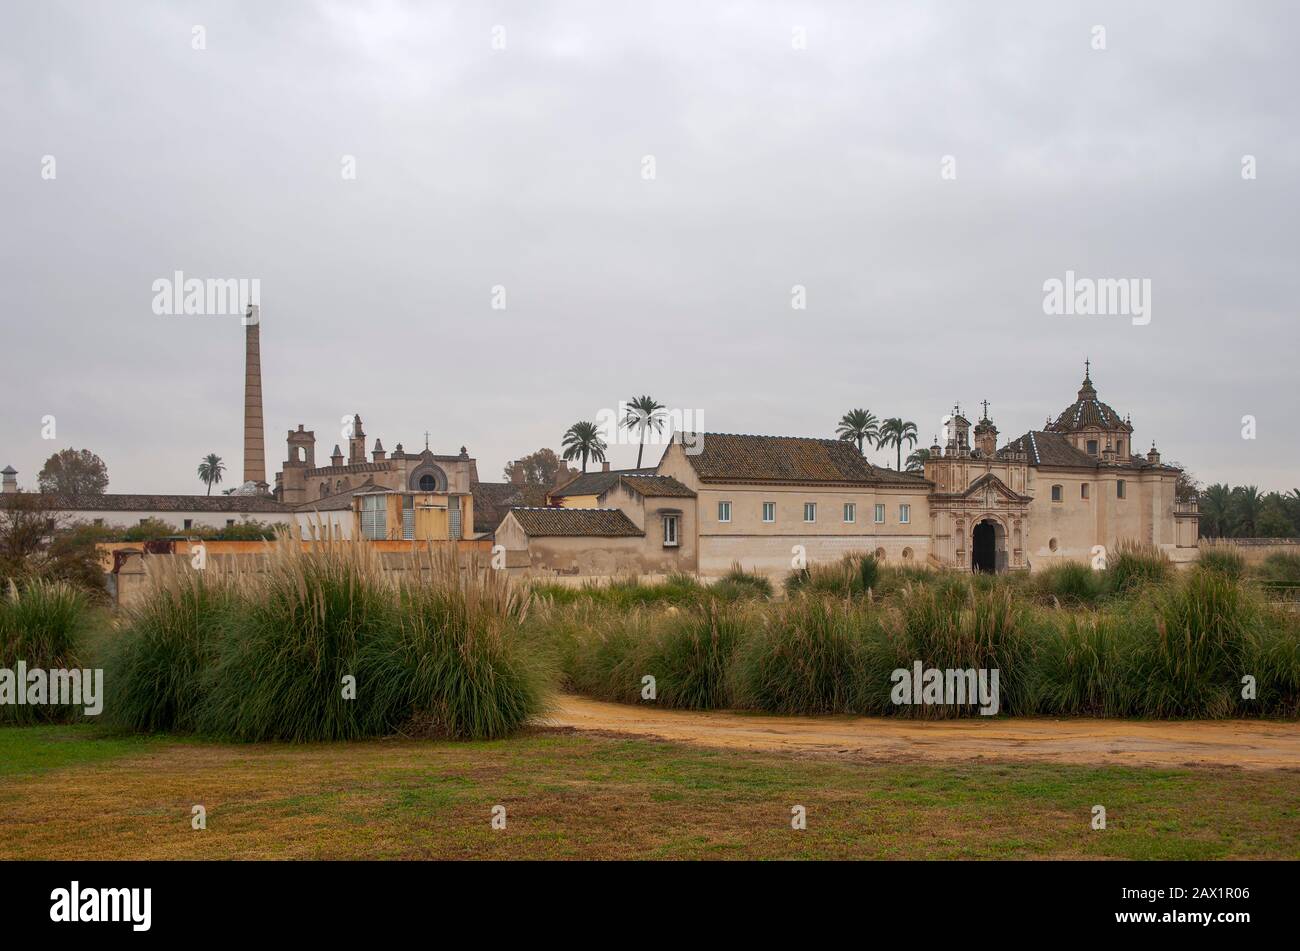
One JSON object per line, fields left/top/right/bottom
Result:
{"left": 402, "top": 495, "right": 415, "bottom": 539}
{"left": 360, "top": 495, "right": 387, "bottom": 540}
{"left": 449, "top": 501, "right": 462, "bottom": 540}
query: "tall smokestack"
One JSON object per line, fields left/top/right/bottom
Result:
{"left": 243, "top": 305, "right": 266, "bottom": 486}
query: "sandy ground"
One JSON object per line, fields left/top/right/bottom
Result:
{"left": 541, "top": 695, "right": 1300, "bottom": 771}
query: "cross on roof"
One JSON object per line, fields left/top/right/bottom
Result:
{"left": 1084, "top": 357, "right": 1091, "bottom": 381}
{"left": 424, "top": 431, "right": 430, "bottom": 450}
{"left": 981, "top": 399, "right": 990, "bottom": 419}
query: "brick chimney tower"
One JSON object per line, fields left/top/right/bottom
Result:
{"left": 242, "top": 305, "right": 266, "bottom": 486}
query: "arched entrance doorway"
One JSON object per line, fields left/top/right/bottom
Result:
{"left": 971, "top": 519, "right": 1001, "bottom": 574}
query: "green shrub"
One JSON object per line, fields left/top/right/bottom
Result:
{"left": 195, "top": 540, "right": 393, "bottom": 741}
{"left": 1255, "top": 550, "right": 1300, "bottom": 586}
{"left": 880, "top": 582, "right": 1033, "bottom": 716}
{"left": 101, "top": 563, "right": 237, "bottom": 733}
{"left": 1034, "top": 561, "right": 1104, "bottom": 606}
{"left": 786, "top": 554, "right": 880, "bottom": 599}
{"left": 1032, "top": 612, "right": 1133, "bottom": 716}
{"left": 643, "top": 601, "right": 746, "bottom": 709}
{"left": 711, "top": 564, "right": 773, "bottom": 602}
{"left": 0, "top": 579, "right": 91, "bottom": 724}
{"left": 1106, "top": 540, "right": 1171, "bottom": 594}
{"left": 1123, "top": 569, "right": 1257, "bottom": 717}
{"left": 360, "top": 568, "right": 547, "bottom": 739}
{"left": 1197, "top": 546, "right": 1246, "bottom": 580}
{"left": 561, "top": 612, "right": 653, "bottom": 704}
{"left": 731, "top": 597, "right": 881, "bottom": 714}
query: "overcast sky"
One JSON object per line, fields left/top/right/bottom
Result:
{"left": 2, "top": 1, "right": 1296, "bottom": 495}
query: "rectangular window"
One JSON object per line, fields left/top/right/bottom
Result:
{"left": 1081, "top": 483, "right": 1090, "bottom": 500}
{"left": 226, "top": 519, "right": 235, "bottom": 528}
{"left": 1087, "top": 439, "right": 1099, "bottom": 455}
{"left": 93, "top": 518, "right": 104, "bottom": 527}
{"left": 402, "top": 495, "right": 415, "bottom": 540}
{"left": 843, "top": 502, "right": 856, "bottom": 523}
{"left": 663, "top": 514, "right": 679, "bottom": 547}
{"left": 762, "top": 502, "right": 775, "bottom": 523}
{"left": 360, "top": 495, "right": 386, "bottom": 540}
{"left": 874, "top": 503, "right": 885, "bottom": 524}
{"left": 718, "top": 501, "right": 731, "bottom": 523}
{"left": 1051, "top": 484, "right": 1063, "bottom": 502}
{"left": 1117, "top": 479, "right": 1126, "bottom": 499}
{"left": 183, "top": 519, "right": 193, "bottom": 530}
{"left": 803, "top": 502, "right": 816, "bottom": 522}
{"left": 899, "top": 504, "right": 911, "bottom": 524}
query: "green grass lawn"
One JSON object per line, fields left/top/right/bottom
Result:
{"left": 0, "top": 724, "right": 1296, "bottom": 860}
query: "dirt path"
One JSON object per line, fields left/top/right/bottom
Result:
{"left": 541, "top": 695, "right": 1300, "bottom": 771}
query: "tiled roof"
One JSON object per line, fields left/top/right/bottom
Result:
{"left": 471, "top": 482, "right": 548, "bottom": 534}
{"left": 679, "top": 433, "right": 929, "bottom": 486}
{"left": 1046, "top": 376, "right": 1133, "bottom": 434}
{"left": 1001, "top": 431, "right": 1098, "bottom": 468}
{"left": 4, "top": 492, "right": 292, "bottom": 513}
{"left": 293, "top": 478, "right": 381, "bottom": 513}
{"left": 506, "top": 507, "right": 644, "bottom": 537}
{"left": 614, "top": 474, "right": 696, "bottom": 498}
{"left": 550, "top": 468, "right": 655, "bottom": 498}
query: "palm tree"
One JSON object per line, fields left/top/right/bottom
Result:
{"left": 1232, "top": 485, "right": 1263, "bottom": 537}
{"left": 621, "top": 395, "right": 667, "bottom": 469}
{"left": 1200, "top": 483, "right": 1233, "bottom": 538}
{"left": 879, "top": 418, "right": 919, "bottom": 471}
{"left": 905, "top": 447, "right": 931, "bottom": 472}
{"left": 197, "top": 453, "right": 225, "bottom": 496}
{"left": 561, "top": 421, "right": 608, "bottom": 473}
{"left": 835, "top": 408, "right": 880, "bottom": 455}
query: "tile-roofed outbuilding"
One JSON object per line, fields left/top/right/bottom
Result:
{"left": 678, "top": 433, "right": 929, "bottom": 486}
{"left": 506, "top": 507, "right": 644, "bottom": 537}
{"left": 7, "top": 492, "right": 293, "bottom": 513}
{"left": 614, "top": 474, "right": 696, "bottom": 498}
{"left": 471, "top": 482, "right": 549, "bottom": 534}
{"left": 550, "top": 468, "right": 655, "bottom": 498}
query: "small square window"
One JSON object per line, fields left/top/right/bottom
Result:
{"left": 226, "top": 519, "right": 236, "bottom": 527}
{"left": 762, "top": 502, "right": 775, "bottom": 523}
{"left": 93, "top": 518, "right": 104, "bottom": 527}
{"left": 183, "top": 519, "right": 193, "bottom": 530}
{"left": 843, "top": 502, "right": 856, "bottom": 523}
{"left": 803, "top": 502, "right": 816, "bottom": 523}
{"left": 899, "top": 504, "right": 910, "bottom": 524}
{"left": 718, "top": 501, "right": 731, "bottom": 523}
{"left": 1087, "top": 439, "right": 1099, "bottom": 455}
{"left": 874, "top": 503, "right": 885, "bottom": 524}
